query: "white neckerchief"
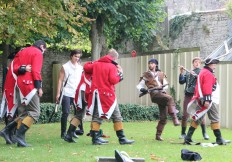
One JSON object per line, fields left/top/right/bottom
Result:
{"left": 150, "top": 71, "right": 162, "bottom": 87}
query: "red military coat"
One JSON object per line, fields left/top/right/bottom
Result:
{"left": 13, "top": 46, "right": 43, "bottom": 105}
{"left": 74, "top": 72, "right": 92, "bottom": 110}
{"left": 0, "top": 63, "right": 17, "bottom": 118}
{"left": 84, "top": 56, "right": 121, "bottom": 119}
{"left": 187, "top": 67, "right": 218, "bottom": 121}
{"left": 194, "top": 67, "right": 216, "bottom": 99}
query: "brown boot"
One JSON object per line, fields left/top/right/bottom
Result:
{"left": 156, "top": 122, "right": 165, "bottom": 141}
{"left": 168, "top": 106, "right": 180, "bottom": 126}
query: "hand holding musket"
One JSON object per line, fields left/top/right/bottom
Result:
{"left": 112, "top": 60, "right": 123, "bottom": 81}
{"left": 116, "top": 64, "right": 123, "bottom": 74}
{"left": 178, "top": 65, "right": 197, "bottom": 76}
{"left": 139, "top": 84, "right": 169, "bottom": 97}
{"left": 112, "top": 60, "right": 123, "bottom": 72}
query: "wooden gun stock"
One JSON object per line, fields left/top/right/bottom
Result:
{"left": 139, "top": 84, "right": 169, "bottom": 97}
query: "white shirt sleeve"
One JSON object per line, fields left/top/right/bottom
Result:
{"left": 136, "top": 79, "right": 146, "bottom": 92}
{"left": 163, "top": 78, "right": 169, "bottom": 90}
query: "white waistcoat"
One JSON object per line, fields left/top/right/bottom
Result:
{"left": 62, "top": 61, "right": 83, "bottom": 98}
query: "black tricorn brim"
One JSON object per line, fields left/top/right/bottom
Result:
{"left": 205, "top": 59, "right": 219, "bottom": 65}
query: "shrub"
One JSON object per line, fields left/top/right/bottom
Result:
{"left": 38, "top": 103, "right": 61, "bottom": 124}
{"left": 119, "top": 103, "right": 182, "bottom": 122}
{"left": 38, "top": 102, "right": 182, "bottom": 124}
{"left": 119, "top": 104, "right": 159, "bottom": 122}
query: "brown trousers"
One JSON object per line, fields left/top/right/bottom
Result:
{"left": 150, "top": 92, "right": 175, "bottom": 124}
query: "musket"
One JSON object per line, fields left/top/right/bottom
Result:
{"left": 139, "top": 84, "right": 169, "bottom": 97}
{"left": 48, "top": 74, "right": 70, "bottom": 123}
{"left": 178, "top": 65, "right": 197, "bottom": 76}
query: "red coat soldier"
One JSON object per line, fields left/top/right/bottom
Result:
{"left": 84, "top": 49, "right": 134, "bottom": 145}
{"left": 185, "top": 58, "right": 230, "bottom": 145}
{"left": 0, "top": 40, "right": 46, "bottom": 147}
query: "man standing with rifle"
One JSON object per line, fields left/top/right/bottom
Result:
{"left": 137, "top": 58, "right": 180, "bottom": 141}
{"left": 56, "top": 49, "right": 83, "bottom": 139}
{"left": 184, "top": 58, "right": 230, "bottom": 145}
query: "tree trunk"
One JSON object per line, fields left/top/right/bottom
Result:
{"left": 90, "top": 16, "right": 107, "bottom": 60}
{"left": 0, "top": 42, "right": 9, "bottom": 93}
{"left": 2, "top": 42, "right": 9, "bottom": 70}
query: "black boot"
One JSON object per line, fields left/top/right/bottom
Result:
{"left": 61, "top": 117, "right": 67, "bottom": 139}
{"left": 201, "top": 124, "right": 209, "bottom": 140}
{"left": 15, "top": 124, "right": 30, "bottom": 147}
{"left": 179, "top": 127, "right": 186, "bottom": 139}
{"left": 184, "top": 126, "right": 196, "bottom": 144}
{"left": 92, "top": 131, "right": 108, "bottom": 145}
{"left": 97, "top": 130, "right": 109, "bottom": 144}
{"left": 92, "top": 129, "right": 109, "bottom": 143}
{"left": 213, "top": 129, "right": 231, "bottom": 145}
{"left": 74, "top": 121, "right": 84, "bottom": 137}
{"left": 75, "top": 121, "right": 84, "bottom": 135}
{"left": 9, "top": 127, "right": 17, "bottom": 144}
{"left": 64, "top": 124, "right": 77, "bottom": 143}
{"left": 0, "top": 120, "right": 17, "bottom": 144}
{"left": 116, "top": 130, "right": 135, "bottom": 145}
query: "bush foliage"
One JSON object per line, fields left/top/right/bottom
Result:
{"left": 38, "top": 103, "right": 61, "bottom": 124}
{"left": 38, "top": 102, "right": 182, "bottom": 124}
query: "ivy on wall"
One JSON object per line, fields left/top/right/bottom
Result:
{"left": 169, "top": 14, "right": 193, "bottom": 40}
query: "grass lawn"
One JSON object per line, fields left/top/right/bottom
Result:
{"left": 0, "top": 121, "right": 232, "bottom": 162}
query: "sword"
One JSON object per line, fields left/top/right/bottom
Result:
{"left": 48, "top": 74, "right": 70, "bottom": 123}
{"left": 55, "top": 90, "right": 64, "bottom": 113}
{"left": 55, "top": 74, "right": 70, "bottom": 112}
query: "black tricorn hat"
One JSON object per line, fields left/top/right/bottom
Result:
{"left": 181, "top": 149, "right": 202, "bottom": 161}
{"left": 204, "top": 58, "right": 219, "bottom": 65}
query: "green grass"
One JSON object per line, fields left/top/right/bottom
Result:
{"left": 0, "top": 121, "right": 232, "bottom": 162}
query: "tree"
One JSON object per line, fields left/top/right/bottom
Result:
{"left": 227, "top": 1, "right": 232, "bottom": 18}
{"left": 0, "top": 0, "right": 93, "bottom": 70}
{"left": 80, "top": 0, "right": 167, "bottom": 60}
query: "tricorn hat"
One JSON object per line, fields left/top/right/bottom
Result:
{"left": 181, "top": 149, "right": 202, "bottom": 161}
{"left": 204, "top": 58, "right": 219, "bottom": 65}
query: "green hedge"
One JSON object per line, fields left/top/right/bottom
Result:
{"left": 38, "top": 103, "right": 182, "bottom": 124}
{"left": 119, "top": 103, "right": 182, "bottom": 122}
{"left": 38, "top": 103, "right": 61, "bottom": 124}
{"left": 119, "top": 104, "right": 159, "bottom": 122}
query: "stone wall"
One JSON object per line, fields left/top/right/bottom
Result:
{"left": 41, "top": 49, "right": 71, "bottom": 102}
{"left": 169, "top": 10, "right": 232, "bottom": 58}
{"left": 165, "top": 0, "right": 228, "bottom": 19}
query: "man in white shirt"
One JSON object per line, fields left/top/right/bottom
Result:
{"left": 56, "top": 49, "right": 83, "bottom": 140}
